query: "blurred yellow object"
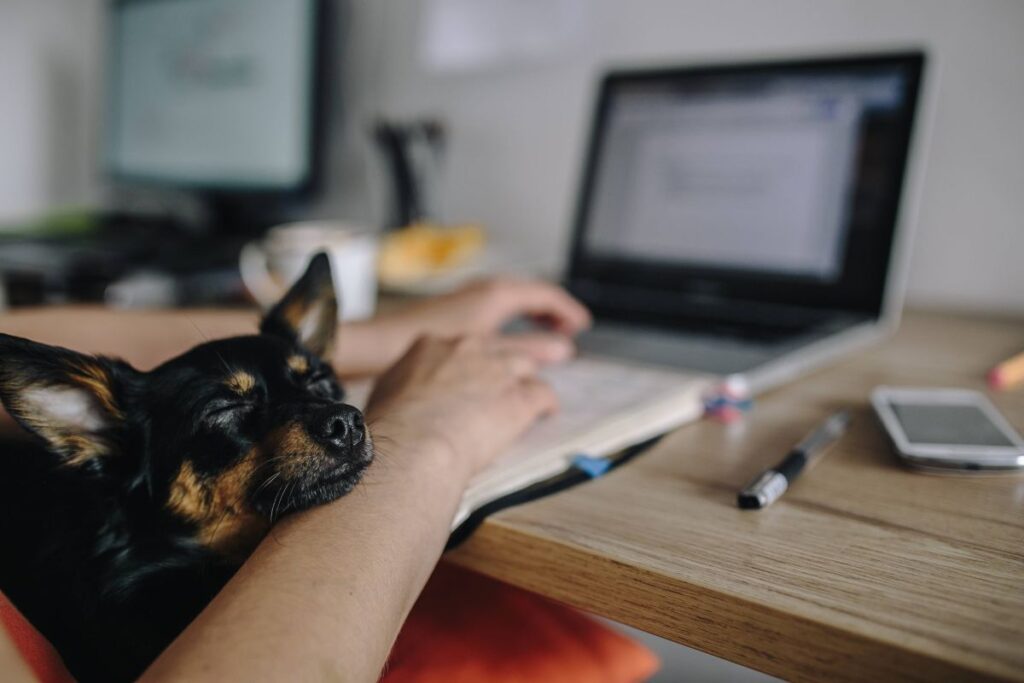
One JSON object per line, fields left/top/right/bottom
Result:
{"left": 378, "top": 222, "right": 485, "bottom": 285}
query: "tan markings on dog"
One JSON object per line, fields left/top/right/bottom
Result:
{"left": 5, "top": 379, "right": 112, "bottom": 465}
{"left": 167, "top": 454, "right": 270, "bottom": 560}
{"left": 281, "top": 298, "right": 312, "bottom": 332}
{"left": 287, "top": 355, "right": 309, "bottom": 375}
{"left": 60, "top": 434, "right": 111, "bottom": 466}
{"left": 282, "top": 295, "right": 334, "bottom": 357}
{"left": 70, "top": 362, "right": 123, "bottom": 420}
{"left": 263, "top": 421, "right": 326, "bottom": 477}
{"left": 0, "top": 360, "right": 118, "bottom": 466}
{"left": 224, "top": 370, "right": 256, "bottom": 396}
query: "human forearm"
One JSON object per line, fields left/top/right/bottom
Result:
{"left": 0, "top": 277, "right": 588, "bottom": 379}
{"left": 0, "top": 306, "right": 408, "bottom": 379}
{"left": 324, "top": 277, "right": 592, "bottom": 378}
{"left": 0, "top": 307, "right": 259, "bottom": 370}
{"left": 0, "top": 626, "right": 36, "bottom": 683}
{"left": 329, "top": 314, "right": 418, "bottom": 378}
{"left": 140, "top": 438, "right": 468, "bottom": 683}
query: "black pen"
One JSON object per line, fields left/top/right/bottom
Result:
{"left": 737, "top": 410, "right": 851, "bottom": 510}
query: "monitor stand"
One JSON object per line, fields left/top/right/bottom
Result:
{"left": 199, "top": 191, "right": 304, "bottom": 237}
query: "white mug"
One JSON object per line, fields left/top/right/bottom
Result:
{"left": 239, "top": 221, "right": 379, "bottom": 321}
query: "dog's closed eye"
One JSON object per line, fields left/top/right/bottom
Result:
{"left": 306, "top": 370, "right": 333, "bottom": 388}
{"left": 202, "top": 398, "right": 255, "bottom": 426}
{"left": 305, "top": 371, "right": 341, "bottom": 400}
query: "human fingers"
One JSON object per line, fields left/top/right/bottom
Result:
{"left": 492, "top": 332, "right": 575, "bottom": 365}
{"left": 496, "top": 349, "right": 541, "bottom": 380}
{"left": 511, "top": 375, "right": 560, "bottom": 422}
{"left": 483, "top": 279, "right": 592, "bottom": 336}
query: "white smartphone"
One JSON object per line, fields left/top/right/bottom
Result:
{"left": 871, "top": 386, "right": 1024, "bottom": 472}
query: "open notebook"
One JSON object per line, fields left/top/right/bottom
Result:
{"left": 347, "top": 357, "right": 710, "bottom": 530}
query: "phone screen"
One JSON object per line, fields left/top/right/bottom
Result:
{"left": 891, "top": 403, "right": 1015, "bottom": 447}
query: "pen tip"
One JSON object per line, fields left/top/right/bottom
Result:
{"left": 832, "top": 410, "right": 852, "bottom": 428}
{"left": 737, "top": 493, "right": 762, "bottom": 510}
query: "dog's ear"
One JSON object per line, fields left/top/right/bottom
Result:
{"left": 0, "top": 333, "right": 136, "bottom": 467}
{"left": 259, "top": 252, "right": 338, "bottom": 358}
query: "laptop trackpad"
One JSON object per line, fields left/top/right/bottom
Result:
{"left": 577, "top": 323, "right": 779, "bottom": 375}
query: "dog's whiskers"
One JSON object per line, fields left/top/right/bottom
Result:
{"left": 268, "top": 486, "right": 282, "bottom": 523}
{"left": 280, "top": 481, "right": 298, "bottom": 521}
{"left": 270, "top": 479, "right": 291, "bottom": 523}
{"left": 252, "top": 471, "right": 282, "bottom": 498}
{"left": 185, "top": 316, "right": 211, "bottom": 343}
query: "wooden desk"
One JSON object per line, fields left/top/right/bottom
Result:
{"left": 448, "top": 311, "right": 1024, "bottom": 683}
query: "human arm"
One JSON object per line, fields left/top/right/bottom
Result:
{"left": 339, "top": 277, "right": 591, "bottom": 376}
{"left": 0, "top": 627, "right": 36, "bottom": 683}
{"left": 0, "top": 277, "right": 586, "bottom": 437}
{"left": 0, "top": 278, "right": 590, "bottom": 378}
{"left": 139, "top": 335, "right": 559, "bottom": 682}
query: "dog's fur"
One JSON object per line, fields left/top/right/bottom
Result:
{"left": 0, "top": 254, "right": 374, "bottom": 682}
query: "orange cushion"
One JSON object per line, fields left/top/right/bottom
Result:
{"left": 0, "top": 592, "right": 74, "bottom": 683}
{"left": 384, "top": 563, "right": 659, "bottom": 683}
{"left": 1, "top": 565, "right": 658, "bottom": 683}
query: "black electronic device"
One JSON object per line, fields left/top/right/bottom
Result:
{"left": 567, "top": 52, "right": 924, "bottom": 333}
{"left": 105, "top": 0, "right": 330, "bottom": 235}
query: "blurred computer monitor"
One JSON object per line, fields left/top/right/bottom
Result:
{"left": 105, "top": 0, "right": 325, "bottom": 233}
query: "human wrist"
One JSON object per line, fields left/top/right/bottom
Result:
{"left": 366, "top": 417, "right": 474, "bottom": 489}
{"left": 333, "top": 317, "right": 413, "bottom": 378}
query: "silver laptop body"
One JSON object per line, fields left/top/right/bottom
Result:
{"left": 564, "top": 52, "right": 928, "bottom": 393}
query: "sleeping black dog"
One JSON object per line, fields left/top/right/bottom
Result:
{"left": 0, "top": 254, "right": 372, "bottom": 682}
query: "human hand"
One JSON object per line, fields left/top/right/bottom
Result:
{"left": 364, "top": 334, "right": 559, "bottom": 482}
{"left": 403, "top": 277, "right": 591, "bottom": 335}
{"left": 380, "top": 278, "right": 592, "bottom": 365}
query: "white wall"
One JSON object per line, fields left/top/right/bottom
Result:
{"left": 1, "top": 0, "right": 1021, "bottom": 314}
{"left": 347, "top": 0, "right": 1024, "bottom": 314}
{"left": 0, "top": 0, "right": 104, "bottom": 222}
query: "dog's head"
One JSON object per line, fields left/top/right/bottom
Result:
{"left": 0, "top": 254, "right": 372, "bottom": 559}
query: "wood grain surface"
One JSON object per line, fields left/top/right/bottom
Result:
{"left": 2, "top": 306, "right": 1021, "bottom": 680}
{"left": 448, "top": 311, "right": 1024, "bottom": 682}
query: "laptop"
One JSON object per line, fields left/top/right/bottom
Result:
{"left": 554, "top": 51, "right": 926, "bottom": 395}
{"left": 370, "top": 53, "right": 928, "bottom": 527}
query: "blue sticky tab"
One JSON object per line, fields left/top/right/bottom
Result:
{"left": 571, "top": 454, "right": 612, "bottom": 478}
{"left": 703, "top": 395, "right": 754, "bottom": 413}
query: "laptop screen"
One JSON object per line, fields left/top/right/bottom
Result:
{"left": 568, "top": 53, "right": 924, "bottom": 322}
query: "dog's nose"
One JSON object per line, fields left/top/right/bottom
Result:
{"left": 313, "top": 405, "right": 365, "bottom": 451}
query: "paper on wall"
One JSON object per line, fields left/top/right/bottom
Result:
{"left": 419, "top": 0, "right": 589, "bottom": 73}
